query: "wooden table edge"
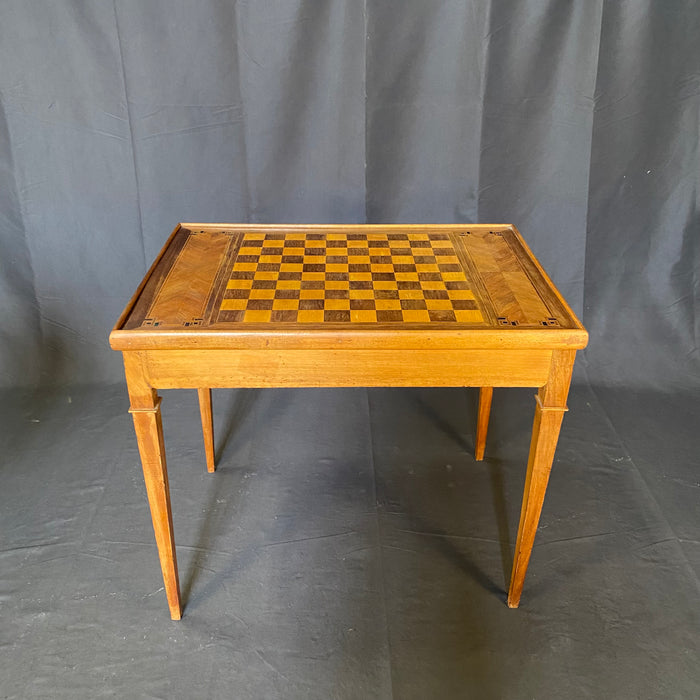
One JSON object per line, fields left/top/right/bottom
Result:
{"left": 180, "top": 221, "right": 516, "bottom": 232}
{"left": 109, "top": 327, "right": 589, "bottom": 352}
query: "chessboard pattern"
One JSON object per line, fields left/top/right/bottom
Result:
{"left": 218, "top": 232, "right": 485, "bottom": 324}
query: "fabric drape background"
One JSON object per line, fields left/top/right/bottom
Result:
{"left": 2, "top": 4, "right": 700, "bottom": 698}
{"left": 1, "top": 0, "right": 698, "bottom": 390}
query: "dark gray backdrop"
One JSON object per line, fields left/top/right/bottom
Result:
{"left": 0, "top": 0, "right": 698, "bottom": 389}
{"left": 2, "top": 4, "right": 700, "bottom": 698}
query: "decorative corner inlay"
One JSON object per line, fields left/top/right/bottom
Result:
{"left": 143, "top": 316, "right": 204, "bottom": 328}
{"left": 497, "top": 317, "right": 519, "bottom": 327}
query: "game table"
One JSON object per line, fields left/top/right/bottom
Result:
{"left": 110, "top": 223, "right": 588, "bottom": 620}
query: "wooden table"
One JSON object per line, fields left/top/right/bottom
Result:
{"left": 110, "top": 223, "right": 588, "bottom": 619}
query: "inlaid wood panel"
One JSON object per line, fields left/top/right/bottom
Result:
{"left": 147, "top": 232, "right": 231, "bottom": 328}
{"left": 219, "top": 231, "right": 483, "bottom": 324}
{"left": 111, "top": 223, "right": 587, "bottom": 351}
{"left": 124, "top": 229, "right": 233, "bottom": 330}
{"left": 458, "top": 231, "right": 555, "bottom": 326}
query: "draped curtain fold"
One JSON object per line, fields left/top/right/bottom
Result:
{"left": 0, "top": 0, "right": 697, "bottom": 388}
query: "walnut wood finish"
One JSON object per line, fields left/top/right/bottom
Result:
{"left": 475, "top": 387, "right": 493, "bottom": 461}
{"left": 111, "top": 224, "right": 588, "bottom": 350}
{"left": 124, "top": 353, "right": 181, "bottom": 620}
{"left": 508, "top": 349, "right": 575, "bottom": 607}
{"left": 138, "top": 348, "right": 553, "bottom": 388}
{"left": 197, "top": 388, "right": 215, "bottom": 473}
{"left": 111, "top": 223, "right": 588, "bottom": 618}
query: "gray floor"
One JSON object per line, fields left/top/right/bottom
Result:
{"left": 1, "top": 382, "right": 698, "bottom": 699}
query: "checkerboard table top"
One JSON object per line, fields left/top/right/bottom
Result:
{"left": 220, "top": 230, "right": 483, "bottom": 325}
{"left": 111, "top": 223, "right": 586, "bottom": 350}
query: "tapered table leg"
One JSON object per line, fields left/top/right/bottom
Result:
{"left": 475, "top": 387, "right": 493, "bottom": 461}
{"left": 125, "top": 356, "right": 181, "bottom": 620}
{"left": 507, "top": 350, "right": 575, "bottom": 608}
{"left": 198, "top": 388, "right": 216, "bottom": 473}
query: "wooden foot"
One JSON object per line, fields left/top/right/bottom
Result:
{"left": 125, "top": 355, "right": 182, "bottom": 620}
{"left": 198, "top": 388, "right": 216, "bottom": 473}
{"left": 507, "top": 350, "right": 575, "bottom": 608}
{"left": 475, "top": 387, "right": 493, "bottom": 461}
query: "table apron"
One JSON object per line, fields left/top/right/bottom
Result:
{"left": 135, "top": 348, "right": 553, "bottom": 389}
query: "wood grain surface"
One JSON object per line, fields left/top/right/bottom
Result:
{"left": 113, "top": 223, "right": 588, "bottom": 618}
{"left": 110, "top": 224, "right": 587, "bottom": 351}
